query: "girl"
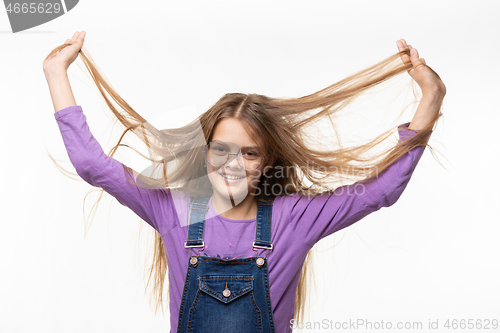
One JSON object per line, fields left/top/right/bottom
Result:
{"left": 43, "top": 31, "right": 445, "bottom": 333}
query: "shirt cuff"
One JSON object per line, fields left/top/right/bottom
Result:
{"left": 54, "top": 105, "right": 83, "bottom": 120}
{"left": 397, "top": 121, "right": 432, "bottom": 142}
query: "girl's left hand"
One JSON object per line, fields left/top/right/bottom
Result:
{"left": 396, "top": 39, "right": 446, "bottom": 97}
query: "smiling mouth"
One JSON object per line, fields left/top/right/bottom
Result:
{"left": 219, "top": 173, "right": 246, "bottom": 180}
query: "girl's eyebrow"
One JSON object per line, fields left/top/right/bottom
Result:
{"left": 211, "top": 139, "right": 261, "bottom": 149}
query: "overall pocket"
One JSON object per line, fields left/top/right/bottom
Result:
{"left": 187, "top": 275, "right": 262, "bottom": 333}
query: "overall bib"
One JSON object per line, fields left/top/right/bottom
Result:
{"left": 177, "top": 196, "right": 276, "bottom": 333}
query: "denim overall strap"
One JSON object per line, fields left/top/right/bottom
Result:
{"left": 184, "top": 196, "right": 210, "bottom": 249}
{"left": 253, "top": 200, "right": 274, "bottom": 252}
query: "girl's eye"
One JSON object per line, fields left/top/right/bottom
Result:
{"left": 242, "top": 149, "right": 261, "bottom": 159}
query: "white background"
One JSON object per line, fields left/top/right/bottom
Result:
{"left": 1, "top": 1, "right": 499, "bottom": 332}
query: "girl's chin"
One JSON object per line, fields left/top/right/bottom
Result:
{"left": 213, "top": 184, "right": 249, "bottom": 198}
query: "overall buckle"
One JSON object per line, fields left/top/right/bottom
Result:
{"left": 184, "top": 240, "right": 205, "bottom": 248}
{"left": 252, "top": 241, "right": 273, "bottom": 252}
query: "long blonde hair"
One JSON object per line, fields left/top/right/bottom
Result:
{"left": 45, "top": 43, "right": 443, "bottom": 324}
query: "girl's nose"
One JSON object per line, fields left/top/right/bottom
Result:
{"left": 225, "top": 151, "right": 244, "bottom": 169}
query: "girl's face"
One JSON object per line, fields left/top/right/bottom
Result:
{"left": 205, "top": 118, "right": 268, "bottom": 202}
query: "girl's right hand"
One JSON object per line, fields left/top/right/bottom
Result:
{"left": 43, "top": 31, "right": 86, "bottom": 73}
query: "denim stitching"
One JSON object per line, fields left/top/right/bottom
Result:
{"left": 177, "top": 265, "right": 192, "bottom": 333}
{"left": 249, "top": 292, "right": 263, "bottom": 333}
{"left": 262, "top": 260, "right": 276, "bottom": 332}
{"left": 187, "top": 288, "right": 201, "bottom": 333}
{"left": 197, "top": 257, "right": 257, "bottom": 264}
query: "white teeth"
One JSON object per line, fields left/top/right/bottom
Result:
{"left": 221, "top": 174, "right": 244, "bottom": 180}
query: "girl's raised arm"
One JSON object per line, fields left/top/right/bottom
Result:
{"left": 45, "top": 32, "right": 176, "bottom": 235}
{"left": 396, "top": 38, "right": 446, "bottom": 131}
{"left": 283, "top": 40, "right": 445, "bottom": 246}
{"left": 43, "top": 31, "right": 85, "bottom": 112}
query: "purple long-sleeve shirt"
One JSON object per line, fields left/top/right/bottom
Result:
{"left": 54, "top": 105, "right": 430, "bottom": 333}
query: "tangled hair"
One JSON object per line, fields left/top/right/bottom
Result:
{"left": 45, "top": 43, "right": 443, "bottom": 324}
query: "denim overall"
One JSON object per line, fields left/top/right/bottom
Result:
{"left": 177, "top": 196, "right": 276, "bottom": 333}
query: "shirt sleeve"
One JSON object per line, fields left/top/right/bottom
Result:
{"left": 284, "top": 122, "right": 432, "bottom": 246}
{"left": 53, "top": 105, "right": 174, "bottom": 235}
